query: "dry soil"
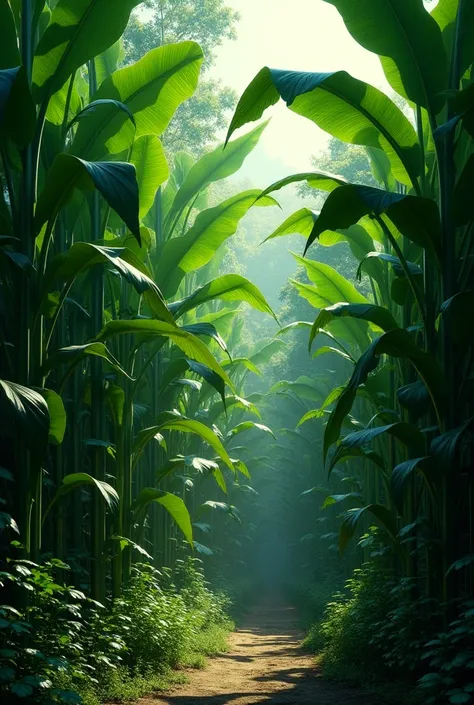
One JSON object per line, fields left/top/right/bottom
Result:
{"left": 145, "top": 598, "right": 375, "bottom": 705}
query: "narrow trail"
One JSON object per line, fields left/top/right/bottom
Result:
{"left": 147, "top": 599, "right": 376, "bottom": 705}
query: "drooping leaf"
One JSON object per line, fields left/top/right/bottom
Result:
{"left": 264, "top": 208, "right": 318, "bottom": 243}
{"left": 199, "top": 500, "right": 241, "bottom": 523}
{"left": 309, "top": 302, "right": 399, "bottom": 351}
{"left": 133, "top": 419, "right": 233, "bottom": 471}
{"left": 96, "top": 319, "right": 232, "bottom": 388}
{"left": 324, "top": 329, "right": 446, "bottom": 459}
{"left": 391, "top": 457, "right": 434, "bottom": 509}
{"left": 366, "top": 146, "right": 397, "bottom": 191}
{"left": 45, "top": 244, "right": 172, "bottom": 323}
{"left": 43, "top": 473, "right": 119, "bottom": 522}
{"left": 43, "top": 342, "right": 132, "bottom": 381}
{"left": 182, "top": 322, "right": 228, "bottom": 355}
{"left": 332, "top": 423, "right": 426, "bottom": 465}
{"left": 227, "top": 422, "right": 275, "bottom": 441}
{"left": 67, "top": 99, "right": 136, "bottom": 132}
{"left": 258, "top": 170, "right": 348, "bottom": 199}
{"left": 339, "top": 504, "right": 399, "bottom": 555}
{"left": 186, "top": 359, "right": 226, "bottom": 406}
{"left": 169, "top": 274, "right": 276, "bottom": 321}
{"left": 0, "top": 380, "right": 50, "bottom": 455}
{"left": 357, "top": 252, "right": 423, "bottom": 281}
{"left": 132, "top": 489, "right": 193, "bottom": 547}
{"left": 327, "top": 446, "right": 386, "bottom": 475}
{"left": 227, "top": 68, "right": 421, "bottom": 186}
{"left": 397, "top": 380, "right": 431, "bottom": 419}
{"left": 111, "top": 535, "right": 152, "bottom": 560}
{"left": 35, "top": 155, "right": 140, "bottom": 243}
{"left": 430, "top": 419, "right": 474, "bottom": 471}
{"left": 302, "top": 185, "right": 441, "bottom": 263}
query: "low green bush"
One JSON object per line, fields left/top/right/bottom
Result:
{"left": 0, "top": 556, "right": 234, "bottom": 705}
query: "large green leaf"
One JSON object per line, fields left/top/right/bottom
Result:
{"left": 181, "top": 322, "right": 228, "bottom": 354}
{"left": 169, "top": 274, "right": 276, "bottom": 320}
{"left": 430, "top": 419, "right": 474, "bottom": 471}
{"left": 324, "top": 329, "right": 447, "bottom": 458}
{"left": 46, "top": 77, "right": 82, "bottom": 127}
{"left": 35, "top": 154, "right": 140, "bottom": 242}
{"left": 431, "top": 0, "right": 474, "bottom": 82}
{"left": 43, "top": 473, "right": 119, "bottom": 523}
{"left": 130, "top": 135, "right": 169, "bottom": 220}
{"left": 207, "top": 395, "right": 261, "bottom": 424}
{"left": 38, "top": 389, "right": 66, "bottom": 446}
{"left": 259, "top": 171, "right": 348, "bottom": 199}
{"left": 32, "top": 0, "right": 140, "bottom": 103}
{"left": 43, "top": 342, "right": 132, "bottom": 381}
{"left": 357, "top": 252, "right": 423, "bottom": 280}
{"left": 186, "top": 359, "right": 226, "bottom": 406}
{"left": 391, "top": 457, "right": 434, "bottom": 509}
{"left": 158, "top": 190, "right": 277, "bottom": 298}
{"left": 0, "top": 380, "right": 50, "bottom": 455}
{"left": 44, "top": 244, "right": 173, "bottom": 323}
{"left": 324, "top": 0, "right": 447, "bottom": 114}
{"left": 227, "top": 421, "right": 275, "bottom": 441}
{"left": 96, "top": 319, "right": 232, "bottom": 388}
{"left": 293, "top": 253, "right": 368, "bottom": 304}
{"left": 95, "top": 39, "right": 125, "bottom": 87}
{"left": 303, "top": 185, "right": 442, "bottom": 263}
{"left": 333, "top": 422, "right": 426, "bottom": 462}
{"left": 291, "top": 254, "right": 371, "bottom": 348}
{"left": 133, "top": 419, "right": 233, "bottom": 471}
{"left": 339, "top": 504, "right": 399, "bottom": 555}
{"left": 71, "top": 41, "right": 203, "bottom": 159}
{"left": 167, "top": 122, "right": 268, "bottom": 225}
{"left": 309, "top": 302, "right": 399, "bottom": 350}
{"left": 133, "top": 489, "right": 193, "bottom": 547}
{"left": 264, "top": 208, "right": 318, "bottom": 242}
{"left": 227, "top": 68, "right": 420, "bottom": 186}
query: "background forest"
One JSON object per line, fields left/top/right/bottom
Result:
{"left": 1, "top": 1, "right": 473, "bottom": 705}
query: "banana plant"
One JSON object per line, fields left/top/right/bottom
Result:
{"left": 1, "top": 0, "right": 279, "bottom": 605}
{"left": 227, "top": 0, "right": 474, "bottom": 601}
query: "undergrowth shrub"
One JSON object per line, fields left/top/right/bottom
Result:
{"left": 0, "top": 556, "right": 234, "bottom": 705}
{"left": 418, "top": 601, "right": 474, "bottom": 705}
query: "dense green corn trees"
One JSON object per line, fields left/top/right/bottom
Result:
{"left": 0, "top": 0, "right": 276, "bottom": 602}
{"left": 228, "top": 0, "right": 474, "bottom": 602}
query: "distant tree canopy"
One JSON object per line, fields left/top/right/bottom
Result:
{"left": 125, "top": 0, "right": 240, "bottom": 155}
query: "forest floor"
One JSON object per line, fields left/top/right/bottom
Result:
{"left": 145, "top": 597, "right": 376, "bottom": 705}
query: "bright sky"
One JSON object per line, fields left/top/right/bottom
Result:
{"left": 210, "top": 0, "right": 389, "bottom": 179}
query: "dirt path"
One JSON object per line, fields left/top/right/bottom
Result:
{"left": 146, "top": 598, "right": 375, "bottom": 705}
